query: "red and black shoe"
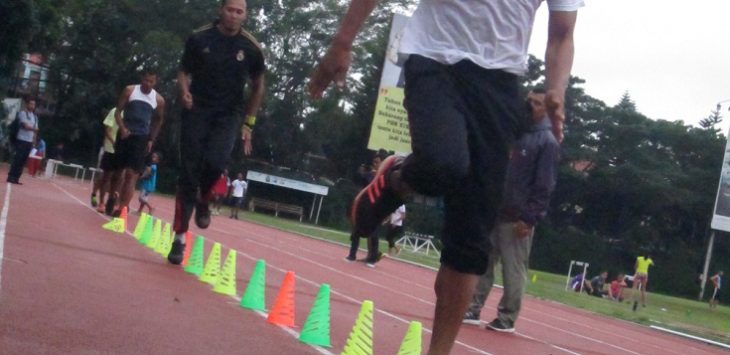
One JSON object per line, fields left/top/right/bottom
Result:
{"left": 350, "top": 155, "right": 404, "bottom": 237}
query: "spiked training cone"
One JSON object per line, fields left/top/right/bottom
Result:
{"left": 184, "top": 235, "right": 205, "bottom": 276}
{"left": 102, "top": 217, "right": 125, "bottom": 233}
{"left": 299, "top": 284, "right": 331, "bottom": 347}
{"left": 155, "top": 222, "right": 173, "bottom": 256}
{"left": 341, "top": 300, "right": 374, "bottom": 355}
{"left": 240, "top": 259, "right": 266, "bottom": 311}
{"left": 181, "top": 232, "right": 194, "bottom": 266}
{"left": 267, "top": 271, "right": 296, "bottom": 326}
{"left": 212, "top": 249, "right": 237, "bottom": 296}
{"left": 133, "top": 212, "right": 149, "bottom": 239}
{"left": 138, "top": 216, "right": 154, "bottom": 245}
{"left": 145, "top": 218, "right": 162, "bottom": 249}
{"left": 396, "top": 321, "right": 422, "bottom": 355}
{"left": 199, "top": 242, "right": 221, "bottom": 285}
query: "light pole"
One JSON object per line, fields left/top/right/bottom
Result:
{"left": 700, "top": 99, "right": 730, "bottom": 301}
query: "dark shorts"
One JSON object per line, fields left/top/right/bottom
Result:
{"left": 232, "top": 196, "right": 244, "bottom": 207}
{"left": 711, "top": 288, "right": 721, "bottom": 301}
{"left": 114, "top": 134, "right": 148, "bottom": 173}
{"left": 99, "top": 152, "right": 117, "bottom": 171}
{"left": 401, "top": 55, "right": 527, "bottom": 275}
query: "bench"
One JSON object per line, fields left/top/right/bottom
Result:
{"left": 249, "top": 198, "right": 304, "bottom": 222}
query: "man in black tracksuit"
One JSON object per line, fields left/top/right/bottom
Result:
{"left": 168, "top": 0, "right": 265, "bottom": 264}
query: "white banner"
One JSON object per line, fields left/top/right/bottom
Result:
{"left": 246, "top": 171, "right": 329, "bottom": 196}
{"left": 711, "top": 128, "right": 730, "bottom": 232}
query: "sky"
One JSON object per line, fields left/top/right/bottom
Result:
{"left": 528, "top": 0, "right": 730, "bottom": 132}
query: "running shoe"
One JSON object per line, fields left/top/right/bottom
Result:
{"left": 364, "top": 251, "right": 384, "bottom": 268}
{"left": 462, "top": 310, "right": 482, "bottom": 325}
{"left": 167, "top": 239, "right": 185, "bottom": 265}
{"left": 194, "top": 202, "right": 211, "bottom": 229}
{"left": 105, "top": 195, "right": 116, "bottom": 216}
{"left": 486, "top": 318, "right": 515, "bottom": 333}
{"left": 350, "top": 155, "right": 404, "bottom": 236}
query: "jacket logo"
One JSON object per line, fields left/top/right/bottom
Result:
{"left": 236, "top": 50, "right": 245, "bottom": 61}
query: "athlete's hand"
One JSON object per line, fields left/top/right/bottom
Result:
{"left": 119, "top": 126, "right": 131, "bottom": 140}
{"left": 242, "top": 126, "right": 252, "bottom": 156}
{"left": 146, "top": 140, "right": 152, "bottom": 154}
{"left": 181, "top": 91, "right": 193, "bottom": 110}
{"left": 514, "top": 220, "right": 533, "bottom": 239}
{"left": 308, "top": 41, "right": 352, "bottom": 99}
{"left": 545, "top": 90, "right": 565, "bottom": 143}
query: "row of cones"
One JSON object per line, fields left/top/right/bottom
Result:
{"left": 104, "top": 210, "right": 422, "bottom": 353}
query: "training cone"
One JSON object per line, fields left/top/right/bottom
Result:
{"left": 184, "top": 235, "right": 205, "bottom": 276}
{"left": 145, "top": 218, "right": 162, "bottom": 249}
{"left": 181, "top": 232, "right": 194, "bottom": 266}
{"left": 267, "top": 271, "right": 296, "bottom": 327}
{"left": 213, "top": 249, "right": 237, "bottom": 296}
{"left": 299, "top": 284, "right": 331, "bottom": 347}
{"left": 531, "top": 274, "right": 538, "bottom": 283}
{"left": 341, "top": 300, "right": 374, "bottom": 355}
{"left": 102, "top": 217, "right": 125, "bottom": 233}
{"left": 155, "top": 222, "right": 173, "bottom": 256}
{"left": 240, "top": 259, "right": 266, "bottom": 311}
{"left": 133, "top": 212, "right": 149, "bottom": 239}
{"left": 138, "top": 216, "right": 154, "bottom": 244}
{"left": 119, "top": 206, "right": 128, "bottom": 228}
{"left": 396, "top": 321, "right": 422, "bottom": 355}
{"left": 199, "top": 242, "right": 221, "bottom": 285}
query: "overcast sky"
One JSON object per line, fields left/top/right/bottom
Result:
{"left": 528, "top": 0, "right": 730, "bottom": 132}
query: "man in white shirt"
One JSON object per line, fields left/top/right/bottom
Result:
{"left": 230, "top": 172, "right": 247, "bottom": 219}
{"left": 7, "top": 96, "right": 39, "bottom": 185}
{"left": 309, "top": 1, "right": 581, "bottom": 353}
{"left": 385, "top": 204, "right": 406, "bottom": 256}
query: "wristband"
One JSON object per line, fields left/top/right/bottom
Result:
{"left": 244, "top": 115, "right": 257, "bottom": 127}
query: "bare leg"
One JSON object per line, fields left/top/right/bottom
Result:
{"left": 428, "top": 264, "right": 479, "bottom": 355}
{"left": 118, "top": 169, "right": 140, "bottom": 212}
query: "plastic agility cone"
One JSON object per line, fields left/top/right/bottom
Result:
{"left": 299, "top": 284, "right": 331, "bottom": 347}
{"left": 119, "top": 206, "right": 128, "bottom": 230}
{"left": 240, "top": 259, "right": 266, "bottom": 311}
{"left": 213, "top": 249, "right": 237, "bottom": 296}
{"left": 199, "top": 242, "right": 221, "bottom": 285}
{"left": 184, "top": 235, "right": 205, "bottom": 276}
{"left": 531, "top": 274, "right": 538, "bottom": 284}
{"left": 396, "top": 321, "right": 422, "bottom": 355}
{"left": 155, "top": 222, "right": 173, "bottom": 256}
{"left": 267, "top": 271, "right": 296, "bottom": 327}
{"left": 181, "top": 232, "right": 194, "bottom": 266}
{"left": 138, "top": 216, "right": 154, "bottom": 245}
{"left": 133, "top": 212, "right": 149, "bottom": 239}
{"left": 102, "top": 217, "right": 125, "bottom": 233}
{"left": 145, "top": 218, "right": 162, "bottom": 249}
{"left": 341, "top": 300, "right": 374, "bottom": 355}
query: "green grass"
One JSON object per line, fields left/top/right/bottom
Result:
{"left": 237, "top": 210, "right": 730, "bottom": 344}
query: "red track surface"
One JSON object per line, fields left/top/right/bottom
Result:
{"left": 0, "top": 172, "right": 726, "bottom": 354}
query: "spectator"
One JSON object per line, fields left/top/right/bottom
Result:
{"left": 7, "top": 96, "right": 39, "bottom": 185}
{"left": 229, "top": 172, "right": 247, "bottom": 219}
{"left": 136, "top": 152, "right": 160, "bottom": 215}
{"left": 709, "top": 270, "right": 723, "bottom": 309}
{"left": 609, "top": 273, "right": 627, "bottom": 302}
{"left": 384, "top": 204, "right": 406, "bottom": 256}
{"left": 27, "top": 138, "right": 45, "bottom": 177}
{"left": 589, "top": 271, "right": 609, "bottom": 297}
{"left": 211, "top": 168, "right": 231, "bottom": 215}
{"left": 632, "top": 254, "right": 654, "bottom": 308}
{"left": 571, "top": 272, "right": 593, "bottom": 294}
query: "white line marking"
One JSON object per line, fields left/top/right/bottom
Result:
{"left": 0, "top": 183, "right": 11, "bottom": 296}
{"left": 650, "top": 326, "right": 730, "bottom": 350}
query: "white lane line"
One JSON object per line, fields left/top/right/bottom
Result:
{"left": 650, "top": 326, "right": 730, "bottom": 350}
{"left": 0, "top": 183, "right": 12, "bottom": 296}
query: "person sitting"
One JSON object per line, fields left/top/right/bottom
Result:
{"left": 609, "top": 273, "right": 627, "bottom": 302}
{"left": 589, "top": 271, "right": 609, "bottom": 297}
{"left": 571, "top": 273, "right": 593, "bottom": 294}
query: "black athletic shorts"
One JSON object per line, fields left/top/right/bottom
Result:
{"left": 99, "top": 152, "right": 118, "bottom": 171}
{"left": 401, "top": 55, "right": 527, "bottom": 275}
{"left": 114, "top": 134, "right": 148, "bottom": 173}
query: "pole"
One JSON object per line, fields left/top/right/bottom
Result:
{"left": 698, "top": 230, "right": 716, "bottom": 301}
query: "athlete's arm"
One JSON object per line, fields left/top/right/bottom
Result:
{"left": 544, "top": 10, "right": 577, "bottom": 143}
{"left": 177, "top": 70, "right": 193, "bottom": 110}
{"left": 115, "top": 86, "right": 133, "bottom": 139}
{"left": 148, "top": 95, "right": 166, "bottom": 153}
{"left": 308, "top": 0, "right": 379, "bottom": 98}
{"left": 241, "top": 73, "right": 265, "bottom": 156}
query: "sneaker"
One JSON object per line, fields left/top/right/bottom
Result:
{"left": 350, "top": 156, "right": 404, "bottom": 237}
{"left": 105, "top": 195, "right": 116, "bottom": 216}
{"left": 344, "top": 256, "right": 356, "bottom": 262}
{"left": 167, "top": 239, "right": 185, "bottom": 265}
{"left": 486, "top": 318, "right": 515, "bottom": 333}
{"left": 388, "top": 245, "right": 401, "bottom": 256}
{"left": 194, "top": 202, "right": 211, "bottom": 229}
{"left": 462, "top": 311, "right": 481, "bottom": 325}
{"left": 91, "top": 194, "right": 98, "bottom": 207}
{"left": 363, "top": 251, "right": 384, "bottom": 267}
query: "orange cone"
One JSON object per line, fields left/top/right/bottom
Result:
{"left": 267, "top": 271, "right": 296, "bottom": 327}
{"left": 120, "top": 206, "right": 128, "bottom": 230}
{"left": 182, "top": 232, "right": 194, "bottom": 266}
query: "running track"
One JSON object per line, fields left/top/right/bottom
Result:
{"left": 0, "top": 172, "right": 726, "bottom": 354}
